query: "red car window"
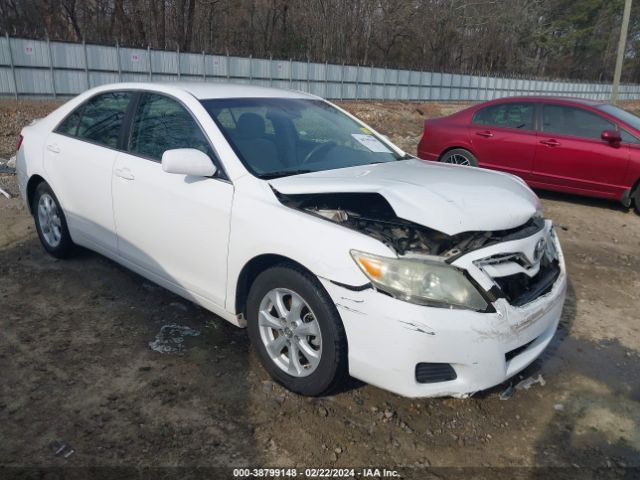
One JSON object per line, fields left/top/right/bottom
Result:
{"left": 472, "top": 103, "right": 534, "bottom": 130}
{"left": 542, "top": 105, "right": 614, "bottom": 140}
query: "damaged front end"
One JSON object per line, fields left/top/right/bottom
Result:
{"left": 275, "top": 190, "right": 560, "bottom": 313}
{"left": 275, "top": 190, "right": 544, "bottom": 259}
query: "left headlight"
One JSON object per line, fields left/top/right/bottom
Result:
{"left": 350, "top": 250, "right": 489, "bottom": 311}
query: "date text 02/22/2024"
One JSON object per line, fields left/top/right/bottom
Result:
{"left": 232, "top": 468, "right": 400, "bottom": 478}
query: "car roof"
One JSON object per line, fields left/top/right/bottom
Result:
{"left": 485, "top": 96, "right": 605, "bottom": 107}
{"left": 151, "top": 82, "right": 317, "bottom": 100}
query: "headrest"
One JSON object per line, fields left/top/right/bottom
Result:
{"left": 237, "top": 113, "right": 265, "bottom": 139}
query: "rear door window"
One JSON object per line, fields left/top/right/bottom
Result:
{"left": 75, "top": 91, "right": 132, "bottom": 148}
{"left": 472, "top": 103, "right": 535, "bottom": 130}
{"left": 542, "top": 104, "right": 615, "bottom": 140}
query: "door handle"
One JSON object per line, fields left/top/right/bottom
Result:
{"left": 114, "top": 168, "right": 135, "bottom": 180}
{"left": 46, "top": 143, "right": 60, "bottom": 153}
{"left": 475, "top": 131, "right": 493, "bottom": 138}
{"left": 540, "top": 139, "right": 560, "bottom": 147}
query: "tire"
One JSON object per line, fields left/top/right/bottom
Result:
{"left": 440, "top": 148, "right": 478, "bottom": 167}
{"left": 31, "top": 181, "right": 75, "bottom": 258}
{"left": 246, "top": 264, "right": 348, "bottom": 396}
{"left": 634, "top": 187, "right": 640, "bottom": 215}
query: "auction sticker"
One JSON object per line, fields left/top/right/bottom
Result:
{"left": 351, "top": 133, "right": 391, "bottom": 153}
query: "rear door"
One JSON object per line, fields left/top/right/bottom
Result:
{"left": 532, "top": 104, "right": 629, "bottom": 196}
{"left": 44, "top": 91, "right": 132, "bottom": 252}
{"left": 112, "top": 92, "right": 233, "bottom": 307}
{"left": 469, "top": 101, "right": 537, "bottom": 179}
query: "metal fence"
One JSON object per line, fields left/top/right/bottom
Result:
{"left": 2, "top": 35, "right": 640, "bottom": 101}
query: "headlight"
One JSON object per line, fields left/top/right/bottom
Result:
{"left": 350, "top": 250, "right": 489, "bottom": 311}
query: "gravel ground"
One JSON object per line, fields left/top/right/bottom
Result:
{"left": 1, "top": 99, "right": 639, "bottom": 479}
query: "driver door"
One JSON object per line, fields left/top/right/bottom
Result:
{"left": 112, "top": 92, "right": 233, "bottom": 307}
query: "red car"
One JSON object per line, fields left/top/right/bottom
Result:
{"left": 417, "top": 96, "right": 640, "bottom": 213}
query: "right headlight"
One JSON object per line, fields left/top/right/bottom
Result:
{"left": 350, "top": 250, "right": 489, "bottom": 311}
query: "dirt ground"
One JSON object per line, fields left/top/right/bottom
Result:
{"left": 1, "top": 99, "right": 639, "bottom": 479}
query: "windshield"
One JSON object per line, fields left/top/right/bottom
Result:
{"left": 200, "top": 98, "right": 404, "bottom": 178}
{"left": 597, "top": 104, "right": 640, "bottom": 131}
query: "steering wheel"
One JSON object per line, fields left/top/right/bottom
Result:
{"left": 302, "top": 141, "right": 336, "bottom": 165}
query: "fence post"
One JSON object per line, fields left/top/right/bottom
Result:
{"left": 382, "top": 66, "right": 387, "bottom": 100}
{"left": 46, "top": 36, "right": 56, "bottom": 98}
{"left": 289, "top": 58, "right": 292, "bottom": 89}
{"left": 226, "top": 49, "right": 230, "bottom": 80}
{"left": 396, "top": 68, "right": 400, "bottom": 100}
{"left": 355, "top": 64, "right": 359, "bottom": 100}
{"left": 82, "top": 40, "right": 90, "bottom": 89}
{"left": 324, "top": 61, "right": 328, "bottom": 98}
{"left": 177, "top": 45, "right": 181, "bottom": 80}
{"left": 307, "top": 57, "right": 310, "bottom": 93}
{"left": 249, "top": 54, "right": 253, "bottom": 82}
{"left": 202, "top": 51, "right": 206, "bottom": 80}
{"left": 116, "top": 41, "right": 122, "bottom": 82}
{"left": 370, "top": 64, "right": 374, "bottom": 100}
{"left": 147, "top": 45, "right": 152, "bottom": 81}
{"left": 269, "top": 54, "right": 273, "bottom": 87}
{"left": 6, "top": 34, "right": 18, "bottom": 101}
{"left": 340, "top": 62, "right": 344, "bottom": 101}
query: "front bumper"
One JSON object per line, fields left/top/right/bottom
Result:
{"left": 321, "top": 224, "right": 567, "bottom": 398}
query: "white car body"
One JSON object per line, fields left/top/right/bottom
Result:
{"left": 16, "top": 82, "right": 567, "bottom": 398}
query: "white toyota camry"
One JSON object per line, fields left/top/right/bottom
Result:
{"left": 16, "top": 83, "right": 567, "bottom": 398}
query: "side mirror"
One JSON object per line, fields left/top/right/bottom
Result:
{"left": 161, "top": 148, "right": 217, "bottom": 177}
{"left": 601, "top": 130, "right": 621, "bottom": 144}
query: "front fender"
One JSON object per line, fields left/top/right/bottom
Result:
{"left": 224, "top": 177, "right": 394, "bottom": 313}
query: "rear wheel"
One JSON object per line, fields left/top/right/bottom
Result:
{"left": 440, "top": 148, "right": 478, "bottom": 167}
{"left": 246, "top": 265, "right": 348, "bottom": 396}
{"left": 634, "top": 187, "right": 640, "bottom": 215}
{"left": 32, "top": 182, "right": 74, "bottom": 258}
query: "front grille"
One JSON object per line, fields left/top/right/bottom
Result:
{"left": 415, "top": 363, "right": 457, "bottom": 383}
{"left": 493, "top": 257, "right": 560, "bottom": 307}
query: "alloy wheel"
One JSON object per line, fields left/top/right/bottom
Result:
{"left": 258, "top": 288, "right": 322, "bottom": 377}
{"left": 37, "top": 193, "right": 63, "bottom": 248}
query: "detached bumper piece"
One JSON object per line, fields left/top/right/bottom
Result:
{"left": 494, "top": 258, "right": 561, "bottom": 307}
{"left": 415, "top": 363, "right": 457, "bottom": 384}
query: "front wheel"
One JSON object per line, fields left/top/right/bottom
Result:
{"left": 440, "top": 148, "right": 478, "bottom": 167}
{"left": 246, "top": 265, "right": 348, "bottom": 396}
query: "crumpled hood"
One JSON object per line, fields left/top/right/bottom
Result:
{"left": 269, "top": 159, "right": 540, "bottom": 236}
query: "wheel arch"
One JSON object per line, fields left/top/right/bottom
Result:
{"left": 438, "top": 145, "right": 478, "bottom": 161}
{"left": 234, "top": 254, "right": 317, "bottom": 317}
{"left": 26, "top": 174, "right": 47, "bottom": 214}
{"left": 630, "top": 177, "right": 640, "bottom": 208}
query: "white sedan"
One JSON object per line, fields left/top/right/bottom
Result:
{"left": 16, "top": 83, "right": 567, "bottom": 398}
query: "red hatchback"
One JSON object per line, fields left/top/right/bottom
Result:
{"left": 417, "top": 97, "right": 640, "bottom": 212}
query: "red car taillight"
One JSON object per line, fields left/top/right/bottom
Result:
{"left": 16, "top": 135, "right": 23, "bottom": 151}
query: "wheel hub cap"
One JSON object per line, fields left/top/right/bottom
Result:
{"left": 37, "top": 193, "right": 62, "bottom": 248}
{"left": 258, "top": 288, "right": 323, "bottom": 378}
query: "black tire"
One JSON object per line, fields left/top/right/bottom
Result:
{"left": 440, "top": 148, "right": 479, "bottom": 167}
{"left": 31, "top": 181, "right": 75, "bottom": 258}
{"left": 246, "top": 264, "right": 348, "bottom": 396}
{"left": 634, "top": 187, "right": 640, "bottom": 215}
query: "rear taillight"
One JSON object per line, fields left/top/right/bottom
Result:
{"left": 16, "top": 135, "right": 23, "bottom": 151}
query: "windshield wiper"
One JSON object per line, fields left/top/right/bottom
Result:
{"left": 258, "top": 169, "right": 315, "bottom": 179}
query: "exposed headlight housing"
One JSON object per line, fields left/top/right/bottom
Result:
{"left": 533, "top": 202, "right": 544, "bottom": 219}
{"left": 350, "top": 250, "right": 489, "bottom": 311}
